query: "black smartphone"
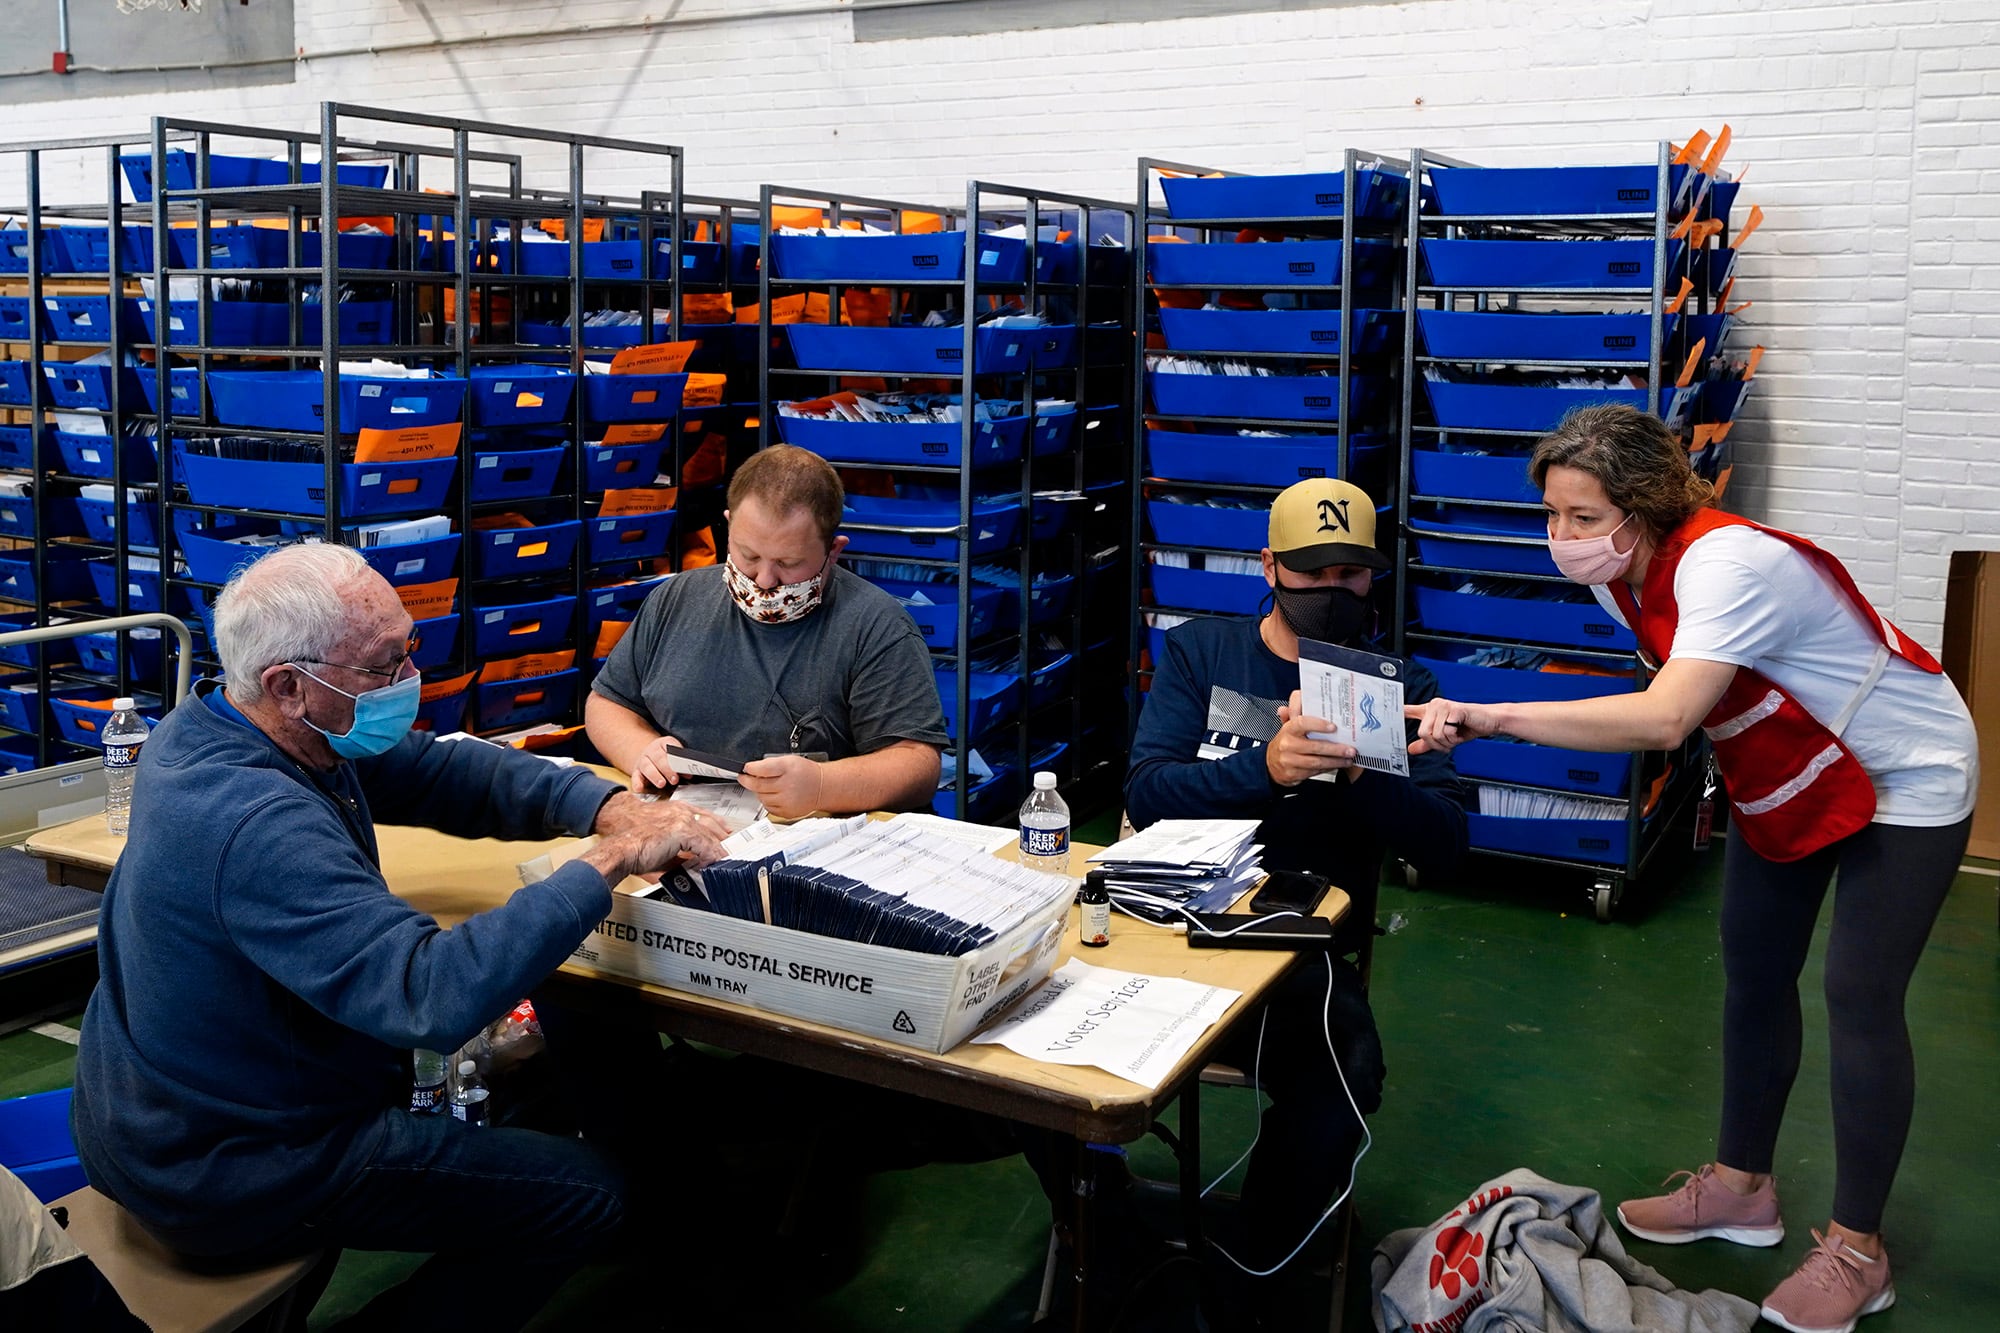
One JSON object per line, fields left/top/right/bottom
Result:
{"left": 1248, "top": 868, "right": 1330, "bottom": 917}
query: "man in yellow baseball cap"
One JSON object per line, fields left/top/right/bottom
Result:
{"left": 1116, "top": 473, "right": 1468, "bottom": 1309}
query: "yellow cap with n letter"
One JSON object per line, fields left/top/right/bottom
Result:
{"left": 1267, "top": 477, "right": 1390, "bottom": 573}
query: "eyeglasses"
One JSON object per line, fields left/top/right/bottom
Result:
{"left": 300, "top": 639, "right": 418, "bottom": 681}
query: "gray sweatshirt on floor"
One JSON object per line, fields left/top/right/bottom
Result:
{"left": 1372, "top": 1168, "right": 1758, "bottom": 1333}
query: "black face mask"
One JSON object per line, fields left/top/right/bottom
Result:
{"left": 1272, "top": 583, "right": 1369, "bottom": 645}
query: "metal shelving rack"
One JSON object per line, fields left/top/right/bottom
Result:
{"left": 756, "top": 182, "right": 1135, "bottom": 823}
{"left": 1129, "top": 152, "right": 1413, "bottom": 737}
{"left": 140, "top": 104, "right": 685, "bottom": 737}
{"left": 1396, "top": 142, "right": 1725, "bottom": 920}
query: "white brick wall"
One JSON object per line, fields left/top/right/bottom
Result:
{"left": 5, "top": 0, "right": 1996, "bottom": 645}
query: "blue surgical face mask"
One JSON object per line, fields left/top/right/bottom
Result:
{"left": 292, "top": 664, "right": 422, "bottom": 759}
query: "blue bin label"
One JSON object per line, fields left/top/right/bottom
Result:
{"left": 1304, "top": 395, "right": 1332, "bottom": 410}
{"left": 922, "top": 441, "right": 948, "bottom": 456}
{"left": 936, "top": 348, "right": 962, "bottom": 361}
{"left": 1609, "top": 261, "right": 1643, "bottom": 276}
{"left": 915, "top": 253, "right": 940, "bottom": 268}
{"left": 1566, "top": 768, "right": 1602, "bottom": 783}
{"left": 1580, "top": 837, "right": 1611, "bottom": 851}
{"left": 1288, "top": 261, "right": 1317, "bottom": 275}
{"left": 1314, "top": 192, "right": 1342, "bottom": 208}
{"left": 1616, "top": 188, "right": 1652, "bottom": 202}
{"left": 1603, "top": 335, "right": 1637, "bottom": 349}
{"left": 1310, "top": 329, "right": 1339, "bottom": 344}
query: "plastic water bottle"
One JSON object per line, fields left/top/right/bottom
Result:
{"left": 450, "top": 1059, "right": 490, "bottom": 1127}
{"left": 1019, "top": 771, "right": 1071, "bottom": 876}
{"left": 409, "top": 1049, "right": 447, "bottom": 1115}
{"left": 102, "top": 698, "right": 148, "bottom": 837}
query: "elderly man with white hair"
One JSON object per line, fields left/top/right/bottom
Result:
{"left": 69, "top": 543, "right": 727, "bottom": 1331}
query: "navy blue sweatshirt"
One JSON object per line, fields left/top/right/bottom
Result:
{"left": 1127, "top": 617, "right": 1469, "bottom": 894}
{"left": 71, "top": 683, "right": 620, "bottom": 1254}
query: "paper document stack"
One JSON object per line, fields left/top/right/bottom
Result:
{"left": 1085, "top": 819, "right": 1264, "bottom": 923}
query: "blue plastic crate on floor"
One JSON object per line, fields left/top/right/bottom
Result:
{"left": 474, "top": 519, "right": 581, "bottom": 579}
{"left": 1158, "top": 307, "right": 1397, "bottom": 357}
{"left": 582, "top": 374, "right": 687, "bottom": 424}
{"left": 1415, "top": 309, "right": 1677, "bottom": 362}
{"left": 785, "top": 323, "right": 1077, "bottom": 376}
{"left": 768, "top": 232, "right": 1026, "bottom": 284}
{"left": 582, "top": 440, "right": 668, "bottom": 491}
{"left": 470, "top": 446, "right": 567, "bottom": 502}
{"left": 409, "top": 614, "right": 460, "bottom": 671}
{"left": 1427, "top": 163, "right": 1695, "bottom": 218}
{"left": 841, "top": 497, "right": 1023, "bottom": 560}
{"left": 1408, "top": 449, "right": 1539, "bottom": 503}
{"left": 0, "top": 554, "right": 96, "bottom": 604}
{"left": 1148, "top": 369, "right": 1379, "bottom": 423}
{"left": 467, "top": 365, "right": 576, "bottom": 428}
{"left": 471, "top": 596, "right": 577, "bottom": 658}
{"left": 176, "top": 450, "right": 458, "bottom": 520}
{"left": 1422, "top": 377, "right": 1697, "bottom": 434}
{"left": 1146, "top": 428, "right": 1388, "bottom": 487}
{"left": 473, "top": 668, "right": 580, "bottom": 733}
{"left": 1412, "top": 581, "right": 1635, "bottom": 652}
{"left": 1160, "top": 168, "right": 1411, "bottom": 222}
{"left": 586, "top": 510, "right": 676, "bottom": 566}
{"left": 1407, "top": 512, "right": 1558, "bottom": 577}
{"left": 207, "top": 371, "right": 466, "bottom": 433}
{"left": 1420, "top": 239, "right": 1685, "bottom": 290}
{"left": 1413, "top": 648, "right": 1634, "bottom": 704}
{"left": 1147, "top": 239, "right": 1397, "bottom": 289}
{"left": 1453, "top": 738, "right": 1630, "bottom": 798}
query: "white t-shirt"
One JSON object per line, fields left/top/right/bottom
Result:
{"left": 1592, "top": 525, "right": 1978, "bottom": 827}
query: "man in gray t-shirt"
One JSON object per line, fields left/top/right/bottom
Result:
{"left": 586, "top": 447, "right": 945, "bottom": 818}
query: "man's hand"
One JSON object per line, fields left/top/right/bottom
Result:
{"left": 593, "top": 789, "right": 729, "bottom": 850}
{"left": 1403, "top": 697, "right": 1494, "bottom": 756}
{"left": 630, "top": 734, "right": 688, "bottom": 796}
{"left": 738, "top": 753, "right": 824, "bottom": 821}
{"left": 1267, "top": 689, "right": 1360, "bottom": 788}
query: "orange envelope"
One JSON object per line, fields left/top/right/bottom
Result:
{"left": 738, "top": 293, "right": 830, "bottom": 326}
{"left": 683, "top": 373, "right": 727, "bottom": 409}
{"left": 900, "top": 211, "right": 944, "bottom": 235}
{"left": 420, "top": 670, "right": 477, "bottom": 703}
{"left": 471, "top": 512, "right": 534, "bottom": 531}
{"left": 397, "top": 579, "right": 458, "bottom": 620}
{"left": 479, "top": 650, "right": 576, "bottom": 684}
{"left": 593, "top": 620, "right": 633, "bottom": 659}
{"left": 683, "top": 292, "right": 733, "bottom": 324}
{"left": 771, "top": 205, "right": 826, "bottom": 230}
{"left": 608, "top": 341, "right": 696, "bottom": 376}
{"left": 598, "top": 486, "right": 678, "bottom": 517}
{"left": 602, "top": 421, "right": 668, "bottom": 447}
{"left": 354, "top": 422, "right": 461, "bottom": 463}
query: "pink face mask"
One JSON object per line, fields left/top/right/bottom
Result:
{"left": 1548, "top": 510, "right": 1637, "bottom": 585}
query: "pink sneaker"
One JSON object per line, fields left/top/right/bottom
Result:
{"left": 1761, "top": 1230, "right": 1896, "bottom": 1333}
{"left": 1615, "top": 1163, "right": 1785, "bottom": 1246}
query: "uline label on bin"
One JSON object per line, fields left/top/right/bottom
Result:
{"left": 1314, "top": 192, "right": 1341, "bottom": 208}
{"left": 1288, "top": 261, "right": 1317, "bottom": 275}
{"left": 1304, "top": 395, "right": 1332, "bottom": 410}
{"left": 915, "top": 253, "right": 940, "bottom": 268}
{"left": 1616, "top": 187, "right": 1652, "bottom": 202}
{"left": 1609, "top": 261, "right": 1643, "bottom": 275}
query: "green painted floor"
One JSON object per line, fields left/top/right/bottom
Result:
{"left": 4, "top": 832, "right": 1996, "bottom": 1330}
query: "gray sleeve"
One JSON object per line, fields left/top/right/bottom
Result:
{"left": 846, "top": 611, "right": 949, "bottom": 752}
{"left": 588, "top": 579, "right": 674, "bottom": 718}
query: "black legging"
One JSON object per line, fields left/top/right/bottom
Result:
{"left": 1716, "top": 814, "right": 1970, "bottom": 1234}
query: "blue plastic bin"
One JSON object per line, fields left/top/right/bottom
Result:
{"left": 866, "top": 577, "right": 1004, "bottom": 651}
{"left": 468, "top": 364, "right": 576, "bottom": 427}
{"left": 358, "top": 533, "right": 460, "bottom": 587}
{"left": 176, "top": 450, "right": 457, "bottom": 519}
{"left": 50, "top": 692, "right": 159, "bottom": 747}
{"left": 1428, "top": 164, "right": 1694, "bottom": 218}
{"left": 0, "top": 361, "right": 31, "bottom": 407}
{"left": 1146, "top": 428, "right": 1387, "bottom": 488}
{"left": 40, "top": 361, "right": 144, "bottom": 412}
{"left": 471, "top": 596, "right": 576, "bottom": 658}
{"left": 584, "top": 577, "right": 668, "bottom": 635}
{"left": 784, "top": 323, "right": 1074, "bottom": 376}
{"left": 1414, "top": 648, "right": 1635, "bottom": 704}
{"left": 582, "top": 374, "right": 687, "bottom": 424}
{"left": 1407, "top": 513, "right": 1556, "bottom": 577}
{"left": 0, "top": 426, "right": 35, "bottom": 471}
{"left": 0, "top": 227, "right": 62, "bottom": 275}
{"left": 1683, "top": 312, "right": 1735, "bottom": 357}
{"left": 768, "top": 232, "right": 1026, "bottom": 284}
{"left": 135, "top": 366, "right": 202, "bottom": 419}
{"left": 1709, "top": 179, "right": 1742, "bottom": 229}
{"left": 1420, "top": 238, "right": 1684, "bottom": 290}
{"left": 996, "top": 573, "right": 1075, "bottom": 631}
{"left": 0, "top": 495, "right": 35, "bottom": 539}
{"left": 776, "top": 411, "right": 1035, "bottom": 470}
{"left": 121, "top": 150, "right": 388, "bottom": 204}
{"left": 1408, "top": 449, "right": 1539, "bottom": 503}
{"left": 42, "top": 295, "right": 145, "bottom": 344}
{"left": 1158, "top": 307, "right": 1397, "bottom": 356}
{"left": 1029, "top": 650, "right": 1074, "bottom": 711}
{"left": 140, "top": 298, "right": 395, "bottom": 348}
{"left": 413, "top": 685, "right": 470, "bottom": 735}
{"left": 165, "top": 225, "right": 395, "bottom": 271}
{"left": 49, "top": 228, "right": 114, "bottom": 274}
{"left": 1416, "top": 309, "right": 1676, "bottom": 362}
{"left": 1159, "top": 168, "right": 1410, "bottom": 222}
{"left": 1466, "top": 811, "right": 1634, "bottom": 865}
{"left": 1147, "top": 369, "right": 1378, "bottom": 423}
{"left": 934, "top": 668, "right": 1022, "bottom": 739}
{"left": 841, "top": 497, "right": 1022, "bottom": 559}
{"left": 1147, "top": 239, "right": 1396, "bottom": 289}
{"left": 0, "top": 297, "right": 39, "bottom": 342}
{"left": 0, "top": 554, "right": 95, "bottom": 604}
{"left": 1412, "top": 581, "right": 1634, "bottom": 651}
{"left": 473, "top": 667, "right": 580, "bottom": 733}
{"left": 1149, "top": 563, "right": 1265, "bottom": 614}
{"left": 84, "top": 558, "right": 161, "bottom": 611}
{"left": 470, "top": 446, "right": 567, "bottom": 502}
{"left": 586, "top": 509, "right": 676, "bottom": 565}
{"left": 682, "top": 324, "right": 763, "bottom": 374}
{"left": 1423, "top": 377, "right": 1697, "bottom": 434}
{"left": 74, "top": 491, "right": 158, "bottom": 548}
{"left": 207, "top": 371, "right": 465, "bottom": 433}
{"left": 0, "top": 614, "right": 76, "bottom": 670}
{"left": 475, "top": 520, "right": 581, "bottom": 579}
{"left": 177, "top": 529, "right": 278, "bottom": 585}
{"left": 0, "top": 678, "right": 40, "bottom": 732}
{"left": 582, "top": 441, "right": 668, "bottom": 492}
{"left": 1147, "top": 499, "right": 1270, "bottom": 551}
{"left": 75, "top": 628, "right": 164, "bottom": 680}
{"left": 0, "top": 733, "right": 40, "bottom": 775}
{"left": 0, "top": 1088, "right": 87, "bottom": 1204}
{"left": 1454, "top": 738, "right": 1630, "bottom": 798}
{"left": 407, "top": 614, "right": 459, "bottom": 671}
{"left": 518, "top": 319, "right": 673, "bottom": 351}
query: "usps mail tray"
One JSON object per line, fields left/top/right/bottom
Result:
{"left": 531, "top": 844, "right": 1068, "bottom": 1054}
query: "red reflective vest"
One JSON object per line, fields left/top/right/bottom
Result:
{"left": 1609, "top": 508, "right": 1942, "bottom": 862}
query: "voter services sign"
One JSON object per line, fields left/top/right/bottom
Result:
{"left": 520, "top": 843, "right": 1069, "bottom": 1054}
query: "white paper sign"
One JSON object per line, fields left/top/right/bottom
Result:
{"left": 973, "top": 958, "right": 1240, "bottom": 1089}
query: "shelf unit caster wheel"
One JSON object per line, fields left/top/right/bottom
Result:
{"left": 1592, "top": 877, "right": 1623, "bottom": 923}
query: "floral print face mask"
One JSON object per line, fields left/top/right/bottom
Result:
{"left": 723, "top": 553, "right": 829, "bottom": 624}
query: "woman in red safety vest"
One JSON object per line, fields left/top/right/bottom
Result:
{"left": 1405, "top": 403, "right": 1976, "bottom": 1333}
